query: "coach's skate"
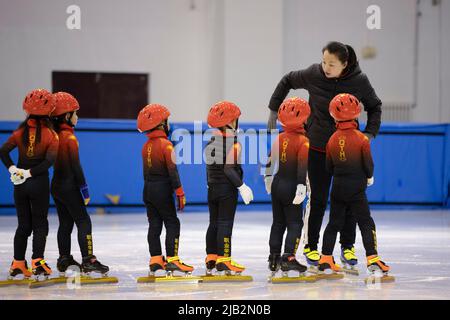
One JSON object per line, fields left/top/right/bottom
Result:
{"left": 78, "top": 255, "right": 118, "bottom": 285}
{"left": 303, "top": 247, "right": 320, "bottom": 273}
{"left": 340, "top": 247, "right": 359, "bottom": 275}
{"left": 0, "top": 260, "right": 32, "bottom": 287}
{"left": 270, "top": 254, "right": 316, "bottom": 283}
{"left": 267, "top": 253, "right": 281, "bottom": 281}
{"left": 57, "top": 255, "right": 82, "bottom": 276}
{"left": 316, "top": 255, "right": 344, "bottom": 280}
{"left": 201, "top": 256, "right": 253, "bottom": 282}
{"left": 364, "top": 255, "right": 395, "bottom": 284}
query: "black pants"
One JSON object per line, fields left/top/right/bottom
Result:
{"left": 51, "top": 181, "right": 93, "bottom": 258}
{"left": 306, "top": 149, "right": 356, "bottom": 250}
{"left": 206, "top": 183, "right": 238, "bottom": 257}
{"left": 322, "top": 180, "right": 377, "bottom": 256}
{"left": 144, "top": 180, "right": 180, "bottom": 257}
{"left": 269, "top": 177, "right": 303, "bottom": 255}
{"left": 13, "top": 175, "right": 50, "bottom": 260}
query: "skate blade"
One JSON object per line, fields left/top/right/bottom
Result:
{"left": 307, "top": 266, "right": 319, "bottom": 274}
{"left": 342, "top": 267, "right": 359, "bottom": 276}
{"left": 364, "top": 275, "right": 395, "bottom": 284}
{"left": 0, "top": 278, "right": 32, "bottom": 287}
{"left": 270, "top": 275, "right": 317, "bottom": 283}
{"left": 316, "top": 272, "right": 345, "bottom": 280}
{"left": 137, "top": 275, "right": 201, "bottom": 284}
{"left": 200, "top": 274, "right": 253, "bottom": 283}
{"left": 78, "top": 276, "right": 119, "bottom": 285}
{"left": 28, "top": 277, "right": 60, "bottom": 289}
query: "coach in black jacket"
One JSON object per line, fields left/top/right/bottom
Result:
{"left": 267, "top": 41, "right": 382, "bottom": 266}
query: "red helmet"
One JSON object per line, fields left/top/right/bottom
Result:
{"left": 137, "top": 104, "right": 171, "bottom": 132}
{"left": 207, "top": 101, "right": 241, "bottom": 128}
{"left": 51, "top": 92, "right": 80, "bottom": 116}
{"left": 329, "top": 93, "right": 361, "bottom": 121}
{"left": 23, "top": 89, "right": 55, "bottom": 116}
{"left": 278, "top": 97, "right": 311, "bottom": 130}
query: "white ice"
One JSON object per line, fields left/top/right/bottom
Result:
{"left": 1, "top": 209, "right": 450, "bottom": 300}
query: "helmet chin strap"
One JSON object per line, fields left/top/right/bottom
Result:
{"left": 66, "top": 112, "right": 75, "bottom": 127}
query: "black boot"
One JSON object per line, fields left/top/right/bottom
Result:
{"left": 57, "top": 255, "right": 81, "bottom": 273}
{"left": 268, "top": 253, "right": 281, "bottom": 272}
{"left": 81, "top": 255, "right": 109, "bottom": 274}
{"left": 280, "top": 254, "right": 307, "bottom": 273}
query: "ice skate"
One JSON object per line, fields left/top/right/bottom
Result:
{"left": 201, "top": 256, "right": 253, "bottom": 282}
{"left": 364, "top": 255, "right": 395, "bottom": 284}
{"left": 137, "top": 256, "right": 166, "bottom": 283}
{"left": 78, "top": 255, "right": 118, "bottom": 285}
{"left": 28, "top": 258, "right": 55, "bottom": 288}
{"left": 270, "top": 254, "right": 316, "bottom": 283}
{"left": 316, "top": 255, "right": 344, "bottom": 280}
{"left": 205, "top": 254, "right": 218, "bottom": 276}
{"left": 303, "top": 247, "right": 320, "bottom": 273}
{"left": 267, "top": 253, "right": 281, "bottom": 281}
{"left": 340, "top": 247, "right": 359, "bottom": 275}
{"left": 0, "top": 260, "right": 32, "bottom": 287}
{"left": 57, "top": 255, "right": 82, "bottom": 277}
{"left": 138, "top": 256, "right": 201, "bottom": 284}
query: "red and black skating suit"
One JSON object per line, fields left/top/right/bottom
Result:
{"left": 0, "top": 118, "right": 59, "bottom": 260}
{"left": 267, "top": 127, "right": 309, "bottom": 255}
{"left": 204, "top": 130, "right": 243, "bottom": 257}
{"left": 51, "top": 123, "right": 93, "bottom": 258}
{"left": 142, "top": 129, "right": 183, "bottom": 257}
{"left": 321, "top": 121, "right": 378, "bottom": 256}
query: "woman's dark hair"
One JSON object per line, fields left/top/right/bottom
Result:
{"left": 322, "top": 41, "right": 358, "bottom": 72}
{"left": 18, "top": 115, "right": 54, "bottom": 146}
{"left": 51, "top": 112, "right": 74, "bottom": 133}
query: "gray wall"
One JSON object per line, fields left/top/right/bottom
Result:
{"left": 0, "top": 0, "right": 448, "bottom": 122}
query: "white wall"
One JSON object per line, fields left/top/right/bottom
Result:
{"left": 0, "top": 0, "right": 449, "bottom": 123}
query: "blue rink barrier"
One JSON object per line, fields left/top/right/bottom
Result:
{"left": 0, "top": 120, "right": 449, "bottom": 214}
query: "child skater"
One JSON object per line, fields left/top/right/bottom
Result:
{"left": 0, "top": 89, "right": 59, "bottom": 280}
{"left": 50, "top": 91, "right": 109, "bottom": 277}
{"left": 204, "top": 101, "right": 254, "bottom": 276}
{"left": 318, "top": 93, "right": 391, "bottom": 279}
{"left": 137, "top": 104, "right": 193, "bottom": 276}
{"left": 264, "top": 97, "right": 311, "bottom": 278}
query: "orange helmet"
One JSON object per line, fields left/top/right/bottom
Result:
{"left": 329, "top": 93, "right": 361, "bottom": 121}
{"left": 51, "top": 92, "right": 80, "bottom": 117}
{"left": 278, "top": 97, "right": 311, "bottom": 130}
{"left": 137, "top": 104, "right": 170, "bottom": 132}
{"left": 207, "top": 101, "right": 241, "bottom": 128}
{"left": 23, "top": 89, "right": 55, "bottom": 116}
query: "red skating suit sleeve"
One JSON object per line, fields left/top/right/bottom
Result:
{"left": 296, "top": 135, "right": 309, "bottom": 185}
{"left": 67, "top": 134, "right": 87, "bottom": 187}
{"left": 161, "top": 139, "right": 182, "bottom": 190}
{"left": 0, "top": 133, "right": 18, "bottom": 169}
{"left": 224, "top": 141, "right": 243, "bottom": 187}
{"left": 361, "top": 134, "right": 374, "bottom": 178}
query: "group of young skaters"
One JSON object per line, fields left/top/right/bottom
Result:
{"left": 1, "top": 41, "right": 391, "bottom": 283}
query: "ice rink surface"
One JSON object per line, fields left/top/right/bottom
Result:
{"left": 1, "top": 208, "right": 449, "bottom": 300}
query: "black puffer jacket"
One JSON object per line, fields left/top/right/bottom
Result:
{"left": 268, "top": 63, "right": 382, "bottom": 150}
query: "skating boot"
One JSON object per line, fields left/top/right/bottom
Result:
{"left": 267, "top": 253, "right": 281, "bottom": 280}
{"left": 205, "top": 254, "right": 218, "bottom": 275}
{"left": 201, "top": 256, "right": 252, "bottom": 282}
{"left": 270, "top": 254, "right": 316, "bottom": 283}
{"left": 317, "top": 255, "right": 344, "bottom": 280}
{"left": 28, "top": 258, "right": 54, "bottom": 288}
{"left": 0, "top": 260, "right": 32, "bottom": 287}
{"left": 79, "top": 255, "right": 118, "bottom": 285}
{"left": 303, "top": 246, "right": 320, "bottom": 273}
{"left": 340, "top": 247, "right": 359, "bottom": 275}
{"left": 57, "top": 255, "right": 82, "bottom": 276}
{"left": 149, "top": 255, "right": 166, "bottom": 276}
{"left": 81, "top": 255, "right": 109, "bottom": 277}
{"left": 165, "top": 256, "right": 194, "bottom": 277}
{"left": 365, "top": 255, "right": 395, "bottom": 284}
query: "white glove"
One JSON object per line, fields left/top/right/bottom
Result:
{"left": 8, "top": 165, "right": 18, "bottom": 175}
{"left": 367, "top": 177, "right": 374, "bottom": 187}
{"left": 12, "top": 169, "right": 32, "bottom": 185}
{"left": 264, "top": 176, "right": 273, "bottom": 195}
{"left": 238, "top": 183, "right": 254, "bottom": 205}
{"left": 292, "top": 184, "right": 307, "bottom": 205}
